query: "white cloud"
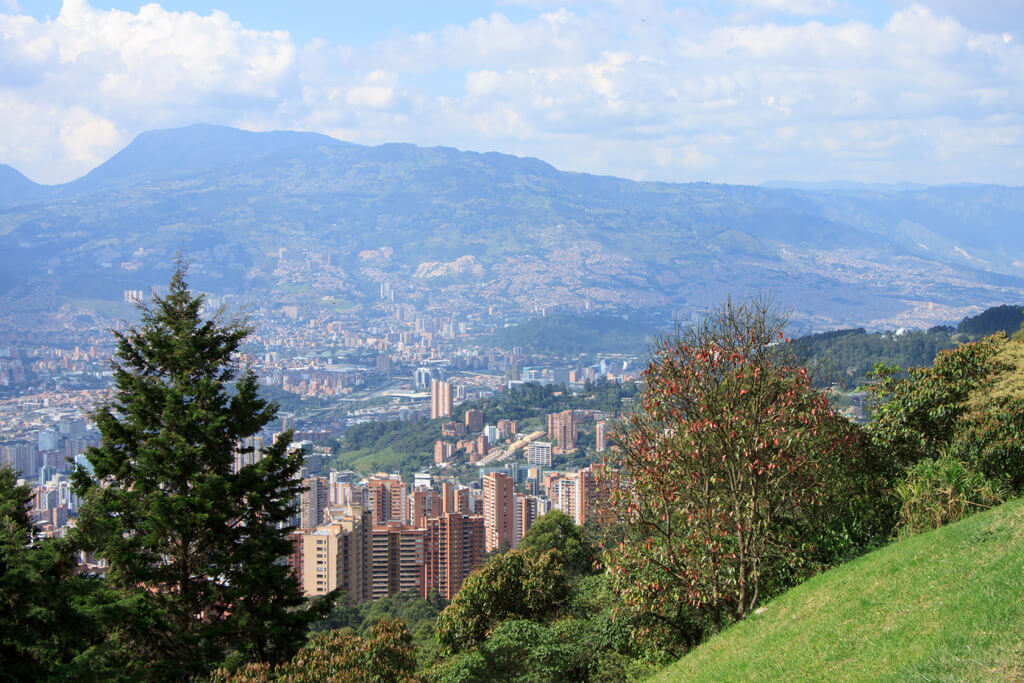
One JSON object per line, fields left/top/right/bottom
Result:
{"left": 740, "top": 0, "right": 837, "bottom": 16}
{"left": 0, "top": 0, "right": 297, "bottom": 181}
{"left": 346, "top": 71, "right": 399, "bottom": 109}
{"left": 58, "top": 105, "right": 123, "bottom": 165}
{"left": 890, "top": 1, "right": 1024, "bottom": 36}
{"left": 0, "top": 0, "right": 1023, "bottom": 185}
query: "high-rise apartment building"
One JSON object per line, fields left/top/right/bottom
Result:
{"left": 370, "top": 523, "right": 427, "bottom": 601}
{"left": 574, "top": 464, "right": 615, "bottom": 527}
{"left": 596, "top": 421, "right": 607, "bottom": 453}
{"left": 301, "top": 503, "right": 372, "bottom": 601}
{"left": 409, "top": 488, "right": 441, "bottom": 527}
{"left": 430, "top": 379, "right": 453, "bottom": 419}
{"left": 483, "top": 472, "right": 515, "bottom": 552}
{"left": 526, "top": 441, "right": 552, "bottom": 467}
{"left": 464, "top": 409, "right": 484, "bottom": 432}
{"left": 496, "top": 419, "right": 519, "bottom": 438}
{"left": 441, "top": 421, "right": 465, "bottom": 438}
{"left": 434, "top": 440, "right": 454, "bottom": 466}
{"left": 513, "top": 494, "right": 541, "bottom": 547}
{"left": 367, "top": 475, "right": 406, "bottom": 526}
{"left": 484, "top": 425, "right": 500, "bottom": 444}
{"left": 422, "top": 512, "right": 486, "bottom": 600}
{"left": 546, "top": 410, "right": 577, "bottom": 451}
{"left": 300, "top": 476, "right": 329, "bottom": 530}
{"left": 551, "top": 477, "right": 576, "bottom": 521}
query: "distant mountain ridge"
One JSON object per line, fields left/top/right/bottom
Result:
{"left": 760, "top": 180, "right": 931, "bottom": 193}
{"left": 61, "top": 124, "right": 349, "bottom": 195}
{"left": 3, "top": 124, "right": 1024, "bottom": 330}
{"left": 0, "top": 163, "right": 46, "bottom": 206}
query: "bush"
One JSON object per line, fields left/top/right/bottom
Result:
{"left": 895, "top": 455, "right": 1006, "bottom": 537}
{"left": 213, "top": 618, "right": 418, "bottom": 682}
{"left": 434, "top": 550, "right": 570, "bottom": 655}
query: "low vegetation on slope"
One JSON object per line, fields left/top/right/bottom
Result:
{"left": 651, "top": 496, "right": 1024, "bottom": 682}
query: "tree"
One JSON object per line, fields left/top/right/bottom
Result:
{"left": 0, "top": 466, "right": 123, "bottom": 679}
{"left": 213, "top": 618, "right": 419, "bottom": 683}
{"left": 72, "top": 265, "right": 327, "bottom": 679}
{"left": 604, "top": 296, "right": 873, "bottom": 638}
{"left": 435, "top": 549, "right": 570, "bottom": 655}
{"left": 517, "top": 509, "right": 596, "bottom": 576}
{"left": 867, "top": 332, "right": 1024, "bottom": 492}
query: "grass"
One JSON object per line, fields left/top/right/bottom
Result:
{"left": 332, "top": 447, "right": 417, "bottom": 474}
{"left": 650, "top": 496, "right": 1024, "bottom": 682}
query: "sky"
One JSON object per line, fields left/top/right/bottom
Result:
{"left": 2, "top": 0, "right": 1023, "bottom": 185}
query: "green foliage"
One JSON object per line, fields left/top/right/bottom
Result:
{"left": 517, "top": 510, "right": 597, "bottom": 576}
{"left": 791, "top": 327, "right": 958, "bottom": 386}
{"left": 430, "top": 617, "right": 652, "bottom": 683}
{"left": 470, "top": 382, "right": 565, "bottom": 423}
{"left": 957, "top": 304, "right": 1024, "bottom": 338}
{"left": 213, "top": 618, "right": 419, "bottom": 682}
{"left": 0, "top": 466, "right": 128, "bottom": 680}
{"left": 314, "top": 589, "right": 443, "bottom": 642}
{"left": 865, "top": 335, "right": 1006, "bottom": 470}
{"left": 340, "top": 419, "right": 441, "bottom": 454}
{"left": 867, "top": 333, "right": 1024, "bottom": 495}
{"left": 574, "top": 377, "right": 641, "bottom": 411}
{"left": 331, "top": 420, "right": 441, "bottom": 478}
{"left": 72, "top": 265, "right": 327, "bottom": 679}
{"left": 895, "top": 455, "right": 1006, "bottom": 537}
{"left": 435, "top": 549, "right": 571, "bottom": 655}
{"left": 606, "top": 296, "right": 879, "bottom": 639}
{"left": 551, "top": 446, "right": 593, "bottom": 470}
{"left": 431, "top": 619, "right": 588, "bottom": 682}
{"left": 428, "top": 574, "right": 661, "bottom": 682}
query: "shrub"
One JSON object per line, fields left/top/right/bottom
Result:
{"left": 895, "top": 455, "right": 1006, "bottom": 537}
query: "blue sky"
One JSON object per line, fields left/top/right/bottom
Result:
{"left": 2, "top": 0, "right": 1022, "bottom": 185}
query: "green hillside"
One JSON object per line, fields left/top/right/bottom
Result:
{"left": 651, "top": 496, "right": 1024, "bottom": 682}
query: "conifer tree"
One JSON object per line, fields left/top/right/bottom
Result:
{"left": 72, "top": 264, "right": 325, "bottom": 679}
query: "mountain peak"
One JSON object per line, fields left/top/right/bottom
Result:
{"left": 0, "top": 162, "right": 46, "bottom": 207}
{"left": 63, "top": 124, "right": 350, "bottom": 193}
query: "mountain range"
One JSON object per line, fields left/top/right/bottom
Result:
{"left": 2, "top": 123, "right": 1024, "bottom": 331}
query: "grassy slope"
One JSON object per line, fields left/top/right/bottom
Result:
{"left": 651, "top": 497, "right": 1024, "bottom": 682}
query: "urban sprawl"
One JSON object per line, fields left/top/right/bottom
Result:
{"left": 1, "top": 282, "right": 640, "bottom": 604}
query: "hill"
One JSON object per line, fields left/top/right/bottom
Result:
{"left": 489, "top": 312, "right": 664, "bottom": 355}
{"left": 4, "top": 124, "right": 1024, "bottom": 329}
{"left": 0, "top": 163, "right": 46, "bottom": 208}
{"left": 957, "top": 304, "right": 1024, "bottom": 338}
{"left": 651, "top": 496, "right": 1024, "bottom": 681}
{"left": 60, "top": 124, "right": 347, "bottom": 195}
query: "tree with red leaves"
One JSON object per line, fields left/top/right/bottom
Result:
{"left": 604, "top": 296, "right": 870, "bottom": 644}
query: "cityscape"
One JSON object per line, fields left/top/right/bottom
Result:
{"left": 4, "top": 1, "right": 1024, "bottom": 680}
{"left": 2, "top": 278, "right": 635, "bottom": 602}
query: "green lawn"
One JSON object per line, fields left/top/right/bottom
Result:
{"left": 651, "top": 497, "right": 1024, "bottom": 682}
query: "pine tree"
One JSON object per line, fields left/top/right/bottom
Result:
{"left": 72, "top": 264, "right": 326, "bottom": 679}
